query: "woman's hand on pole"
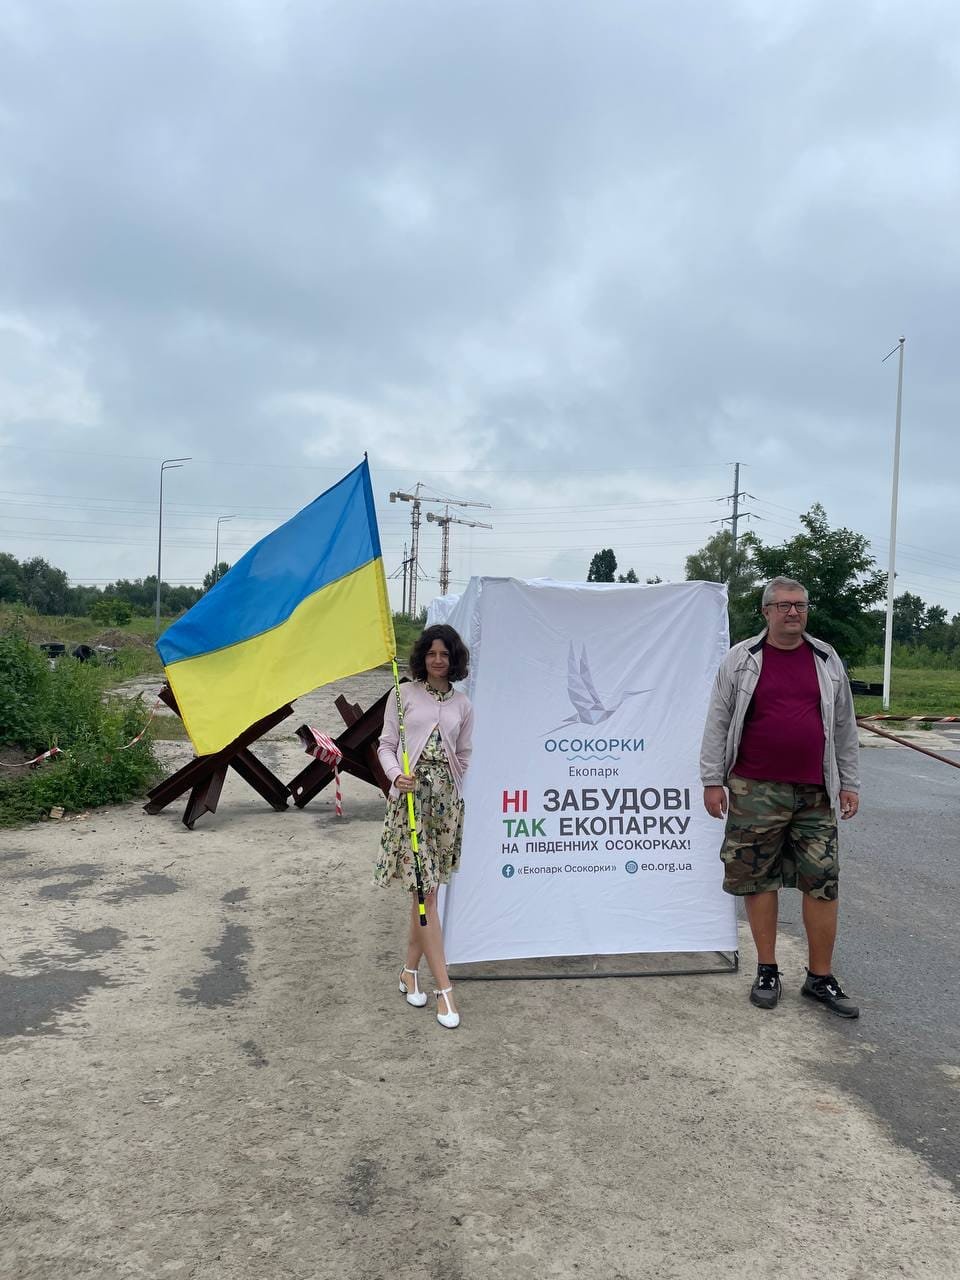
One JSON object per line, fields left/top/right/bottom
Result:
{"left": 395, "top": 773, "right": 416, "bottom": 794}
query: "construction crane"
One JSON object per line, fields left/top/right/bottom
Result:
{"left": 426, "top": 507, "right": 494, "bottom": 595}
{"left": 389, "top": 484, "right": 491, "bottom": 615}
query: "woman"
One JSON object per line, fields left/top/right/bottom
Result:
{"left": 375, "top": 623, "right": 473, "bottom": 1029}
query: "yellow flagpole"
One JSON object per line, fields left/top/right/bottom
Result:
{"left": 391, "top": 658, "right": 427, "bottom": 926}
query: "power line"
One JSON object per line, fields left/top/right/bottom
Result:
{"left": 0, "top": 529, "right": 256, "bottom": 550}
{"left": 0, "top": 442, "right": 738, "bottom": 475}
{"left": 68, "top": 578, "right": 207, "bottom": 585}
{"left": 0, "top": 513, "right": 267, "bottom": 535}
{"left": 0, "top": 488, "right": 725, "bottom": 521}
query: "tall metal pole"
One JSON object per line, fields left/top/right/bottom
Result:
{"left": 401, "top": 541, "right": 409, "bottom": 616}
{"left": 214, "top": 515, "right": 236, "bottom": 585}
{"left": 156, "top": 457, "right": 191, "bottom": 632}
{"left": 717, "top": 462, "right": 752, "bottom": 582}
{"left": 409, "top": 494, "right": 422, "bottom": 618}
{"left": 156, "top": 467, "right": 164, "bottom": 632}
{"left": 730, "top": 462, "right": 741, "bottom": 581}
{"left": 881, "top": 337, "right": 906, "bottom": 712}
{"left": 439, "top": 507, "right": 451, "bottom": 595}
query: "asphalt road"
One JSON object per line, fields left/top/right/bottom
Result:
{"left": 776, "top": 738, "right": 960, "bottom": 1191}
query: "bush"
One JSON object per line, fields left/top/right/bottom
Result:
{"left": 0, "top": 621, "right": 161, "bottom": 825}
{"left": 860, "top": 642, "right": 960, "bottom": 671}
{"left": 392, "top": 612, "right": 424, "bottom": 660}
{"left": 90, "top": 596, "right": 133, "bottom": 626}
{"left": 0, "top": 630, "right": 50, "bottom": 747}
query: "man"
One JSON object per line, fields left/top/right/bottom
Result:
{"left": 700, "top": 576, "right": 861, "bottom": 1017}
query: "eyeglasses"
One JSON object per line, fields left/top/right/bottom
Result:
{"left": 768, "top": 601, "right": 808, "bottom": 614}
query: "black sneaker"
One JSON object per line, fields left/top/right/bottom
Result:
{"left": 749, "top": 966, "right": 782, "bottom": 1010}
{"left": 801, "top": 972, "right": 860, "bottom": 1019}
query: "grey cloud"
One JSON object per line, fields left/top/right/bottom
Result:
{"left": 0, "top": 0, "right": 958, "bottom": 606}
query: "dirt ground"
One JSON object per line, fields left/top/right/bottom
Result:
{"left": 1, "top": 671, "right": 958, "bottom": 1280}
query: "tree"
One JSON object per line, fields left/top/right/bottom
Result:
{"left": 0, "top": 553, "right": 24, "bottom": 603}
{"left": 685, "top": 529, "right": 759, "bottom": 642}
{"left": 101, "top": 578, "right": 156, "bottom": 611}
{"left": 892, "top": 593, "right": 927, "bottom": 646}
{"left": 117, "top": 576, "right": 201, "bottom": 617}
{"left": 685, "top": 528, "right": 753, "bottom": 585}
{"left": 0, "top": 552, "right": 207, "bottom": 620}
{"left": 587, "top": 549, "right": 617, "bottom": 582}
{"left": 19, "top": 557, "right": 70, "bottom": 614}
{"left": 922, "top": 604, "right": 950, "bottom": 652}
{"left": 884, "top": 597, "right": 953, "bottom": 653}
{"left": 67, "top": 584, "right": 101, "bottom": 616}
{"left": 166, "top": 584, "right": 202, "bottom": 614}
{"left": 747, "top": 504, "right": 886, "bottom": 660}
{"left": 90, "top": 597, "right": 132, "bottom": 626}
{"left": 202, "top": 562, "right": 232, "bottom": 592}
{"left": 617, "top": 568, "right": 639, "bottom": 583}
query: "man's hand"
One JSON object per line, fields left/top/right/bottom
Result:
{"left": 839, "top": 790, "right": 859, "bottom": 820}
{"left": 703, "top": 785, "right": 728, "bottom": 819}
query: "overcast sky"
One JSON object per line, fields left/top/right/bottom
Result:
{"left": 1, "top": 0, "right": 958, "bottom": 617}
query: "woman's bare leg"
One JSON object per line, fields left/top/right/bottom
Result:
{"left": 404, "top": 893, "right": 425, "bottom": 974}
{"left": 416, "top": 889, "right": 456, "bottom": 1014}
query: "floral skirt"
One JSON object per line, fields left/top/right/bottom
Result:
{"left": 374, "top": 758, "right": 464, "bottom": 894}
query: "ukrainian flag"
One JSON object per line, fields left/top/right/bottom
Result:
{"left": 157, "top": 459, "right": 395, "bottom": 756}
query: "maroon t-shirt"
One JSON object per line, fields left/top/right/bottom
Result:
{"left": 733, "top": 642, "right": 825, "bottom": 785}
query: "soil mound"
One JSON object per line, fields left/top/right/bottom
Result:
{"left": 91, "top": 629, "right": 155, "bottom": 650}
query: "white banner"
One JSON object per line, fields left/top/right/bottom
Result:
{"left": 438, "top": 578, "right": 737, "bottom": 963}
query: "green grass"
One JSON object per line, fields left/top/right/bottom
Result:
{"left": 0, "top": 626, "right": 161, "bottom": 826}
{"left": 392, "top": 613, "right": 424, "bottom": 659}
{"left": 0, "top": 605, "right": 165, "bottom": 681}
{"left": 1, "top": 607, "right": 423, "bottom": 680}
{"left": 0, "top": 605, "right": 426, "bottom": 823}
{"left": 148, "top": 717, "right": 191, "bottom": 741}
{"left": 9, "top": 609, "right": 954, "bottom": 717}
{"left": 850, "top": 666, "right": 960, "bottom": 718}
{"left": 0, "top": 604, "right": 166, "bottom": 640}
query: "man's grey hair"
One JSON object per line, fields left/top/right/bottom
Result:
{"left": 761, "top": 577, "right": 808, "bottom": 607}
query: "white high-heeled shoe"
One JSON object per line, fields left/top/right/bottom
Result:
{"left": 434, "top": 986, "right": 460, "bottom": 1029}
{"left": 398, "top": 966, "right": 427, "bottom": 1008}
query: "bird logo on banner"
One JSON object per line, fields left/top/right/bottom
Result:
{"left": 544, "top": 642, "right": 651, "bottom": 734}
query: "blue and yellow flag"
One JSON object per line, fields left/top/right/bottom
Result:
{"left": 157, "top": 459, "right": 395, "bottom": 756}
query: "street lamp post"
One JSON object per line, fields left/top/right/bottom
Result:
{"left": 156, "top": 457, "right": 191, "bottom": 632}
{"left": 881, "top": 338, "right": 905, "bottom": 712}
{"left": 214, "top": 516, "right": 236, "bottom": 585}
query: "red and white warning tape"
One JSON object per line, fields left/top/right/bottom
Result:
{"left": 861, "top": 714, "right": 959, "bottom": 723}
{"left": 0, "top": 745, "right": 65, "bottom": 769}
{"left": 117, "top": 696, "right": 164, "bottom": 751}
{"left": 300, "top": 727, "right": 344, "bottom": 815}
{"left": 0, "top": 696, "right": 163, "bottom": 770}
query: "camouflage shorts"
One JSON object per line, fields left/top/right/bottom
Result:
{"left": 719, "top": 774, "right": 839, "bottom": 901}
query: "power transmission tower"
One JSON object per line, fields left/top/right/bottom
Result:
{"left": 387, "top": 542, "right": 417, "bottom": 615}
{"left": 717, "top": 462, "right": 756, "bottom": 582}
{"left": 389, "top": 485, "right": 491, "bottom": 614}
{"left": 426, "top": 508, "right": 494, "bottom": 594}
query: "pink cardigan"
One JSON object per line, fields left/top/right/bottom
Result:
{"left": 377, "top": 681, "right": 474, "bottom": 799}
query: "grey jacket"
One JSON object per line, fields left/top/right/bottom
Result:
{"left": 699, "top": 629, "right": 860, "bottom": 809}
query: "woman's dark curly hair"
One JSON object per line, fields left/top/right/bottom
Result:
{"left": 409, "top": 624, "right": 470, "bottom": 683}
